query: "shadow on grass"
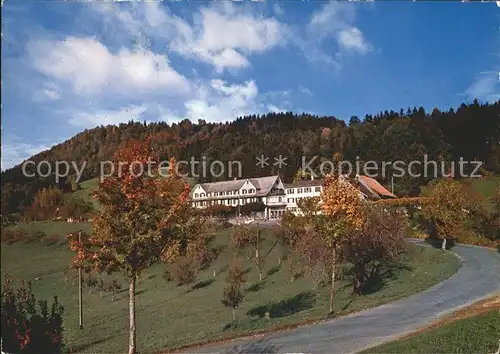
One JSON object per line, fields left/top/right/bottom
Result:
{"left": 247, "top": 291, "right": 316, "bottom": 319}
{"left": 267, "top": 265, "right": 280, "bottom": 277}
{"left": 424, "top": 237, "right": 456, "bottom": 250}
{"left": 191, "top": 278, "right": 215, "bottom": 291}
{"left": 247, "top": 281, "right": 266, "bottom": 293}
{"left": 223, "top": 338, "right": 280, "bottom": 353}
{"left": 344, "top": 262, "right": 413, "bottom": 295}
{"left": 67, "top": 338, "right": 109, "bottom": 353}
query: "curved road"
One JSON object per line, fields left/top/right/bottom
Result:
{"left": 188, "top": 242, "right": 500, "bottom": 354}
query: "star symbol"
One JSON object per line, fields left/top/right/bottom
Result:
{"left": 273, "top": 155, "right": 288, "bottom": 168}
{"left": 256, "top": 155, "right": 270, "bottom": 168}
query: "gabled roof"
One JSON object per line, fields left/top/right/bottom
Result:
{"left": 356, "top": 175, "right": 396, "bottom": 198}
{"left": 192, "top": 175, "right": 281, "bottom": 197}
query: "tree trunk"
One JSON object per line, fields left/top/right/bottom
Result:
{"left": 232, "top": 307, "right": 236, "bottom": 322}
{"left": 329, "top": 248, "right": 336, "bottom": 314}
{"left": 441, "top": 238, "right": 447, "bottom": 251}
{"left": 259, "top": 271, "right": 263, "bottom": 282}
{"left": 128, "top": 277, "right": 137, "bottom": 354}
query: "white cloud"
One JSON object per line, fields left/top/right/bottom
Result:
{"left": 184, "top": 79, "right": 259, "bottom": 122}
{"left": 1, "top": 139, "right": 50, "bottom": 170}
{"left": 68, "top": 105, "right": 148, "bottom": 127}
{"left": 299, "top": 86, "right": 313, "bottom": 95}
{"left": 267, "top": 104, "right": 287, "bottom": 113}
{"left": 297, "top": 1, "right": 372, "bottom": 65}
{"left": 273, "top": 4, "right": 284, "bottom": 16}
{"left": 27, "top": 37, "right": 189, "bottom": 97}
{"left": 92, "top": 1, "right": 286, "bottom": 73}
{"left": 465, "top": 71, "right": 500, "bottom": 102}
{"left": 336, "top": 27, "right": 371, "bottom": 54}
{"left": 33, "top": 84, "right": 61, "bottom": 102}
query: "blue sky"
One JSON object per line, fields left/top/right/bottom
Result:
{"left": 2, "top": 0, "right": 499, "bottom": 169}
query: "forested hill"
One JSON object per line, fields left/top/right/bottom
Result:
{"left": 2, "top": 100, "right": 500, "bottom": 215}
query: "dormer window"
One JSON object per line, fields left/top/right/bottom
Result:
{"left": 221, "top": 192, "right": 225, "bottom": 196}
{"left": 227, "top": 191, "right": 232, "bottom": 195}
{"left": 195, "top": 193, "right": 199, "bottom": 198}
{"left": 201, "top": 193, "right": 206, "bottom": 197}
{"left": 214, "top": 192, "right": 218, "bottom": 196}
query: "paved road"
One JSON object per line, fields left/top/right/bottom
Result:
{"left": 187, "top": 242, "right": 500, "bottom": 354}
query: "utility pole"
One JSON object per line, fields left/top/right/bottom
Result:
{"left": 78, "top": 231, "right": 83, "bottom": 329}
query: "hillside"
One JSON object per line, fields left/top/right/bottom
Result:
{"left": 1, "top": 101, "right": 500, "bottom": 217}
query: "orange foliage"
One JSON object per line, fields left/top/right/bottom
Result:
{"left": 421, "top": 179, "right": 474, "bottom": 240}
{"left": 320, "top": 174, "right": 365, "bottom": 231}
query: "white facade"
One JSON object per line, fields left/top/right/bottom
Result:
{"left": 190, "top": 176, "right": 287, "bottom": 219}
{"left": 285, "top": 184, "right": 323, "bottom": 215}
{"left": 191, "top": 174, "right": 395, "bottom": 219}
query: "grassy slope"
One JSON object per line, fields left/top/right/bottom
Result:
{"left": 9, "top": 221, "right": 92, "bottom": 237}
{"left": 1, "top": 229, "right": 461, "bottom": 353}
{"left": 363, "top": 309, "right": 500, "bottom": 354}
{"left": 71, "top": 179, "right": 99, "bottom": 207}
{"left": 68, "top": 177, "right": 197, "bottom": 209}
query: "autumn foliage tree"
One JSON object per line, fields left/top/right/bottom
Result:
{"left": 421, "top": 179, "right": 474, "bottom": 250}
{"left": 342, "top": 205, "right": 407, "bottom": 294}
{"left": 1, "top": 276, "right": 64, "bottom": 353}
{"left": 317, "top": 174, "right": 365, "bottom": 314}
{"left": 65, "top": 137, "right": 200, "bottom": 354}
{"left": 221, "top": 260, "right": 246, "bottom": 323}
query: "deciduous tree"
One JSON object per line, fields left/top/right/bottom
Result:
{"left": 221, "top": 260, "right": 246, "bottom": 322}
{"left": 421, "top": 179, "right": 473, "bottom": 250}
{"left": 342, "top": 205, "right": 407, "bottom": 294}
{"left": 317, "top": 174, "right": 365, "bottom": 314}
{"left": 65, "top": 137, "right": 198, "bottom": 354}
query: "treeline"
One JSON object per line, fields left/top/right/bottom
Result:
{"left": 1, "top": 99, "right": 499, "bottom": 216}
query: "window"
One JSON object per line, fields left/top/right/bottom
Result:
{"left": 297, "top": 188, "right": 302, "bottom": 193}
{"left": 315, "top": 187, "right": 321, "bottom": 192}
{"left": 207, "top": 192, "right": 212, "bottom": 197}
{"left": 249, "top": 189, "right": 255, "bottom": 193}
{"left": 195, "top": 193, "right": 199, "bottom": 198}
{"left": 221, "top": 192, "right": 225, "bottom": 196}
{"left": 305, "top": 187, "right": 312, "bottom": 193}
{"left": 233, "top": 199, "right": 237, "bottom": 205}
{"left": 227, "top": 191, "right": 232, "bottom": 195}
{"left": 288, "top": 189, "right": 294, "bottom": 194}
{"left": 201, "top": 193, "right": 206, "bottom": 197}
{"left": 279, "top": 197, "right": 282, "bottom": 202}
{"left": 242, "top": 189, "right": 247, "bottom": 194}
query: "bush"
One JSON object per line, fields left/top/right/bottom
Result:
{"left": 456, "top": 230, "right": 499, "bottom": 248}
{"left": 1, "top": 276, "right": 65, "bottom": 353}
{"left": 342, "top": 205, "right": 408, "bottom": 295}
{"left": 171, "top": 257, "right": 197, "bottom": 286}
